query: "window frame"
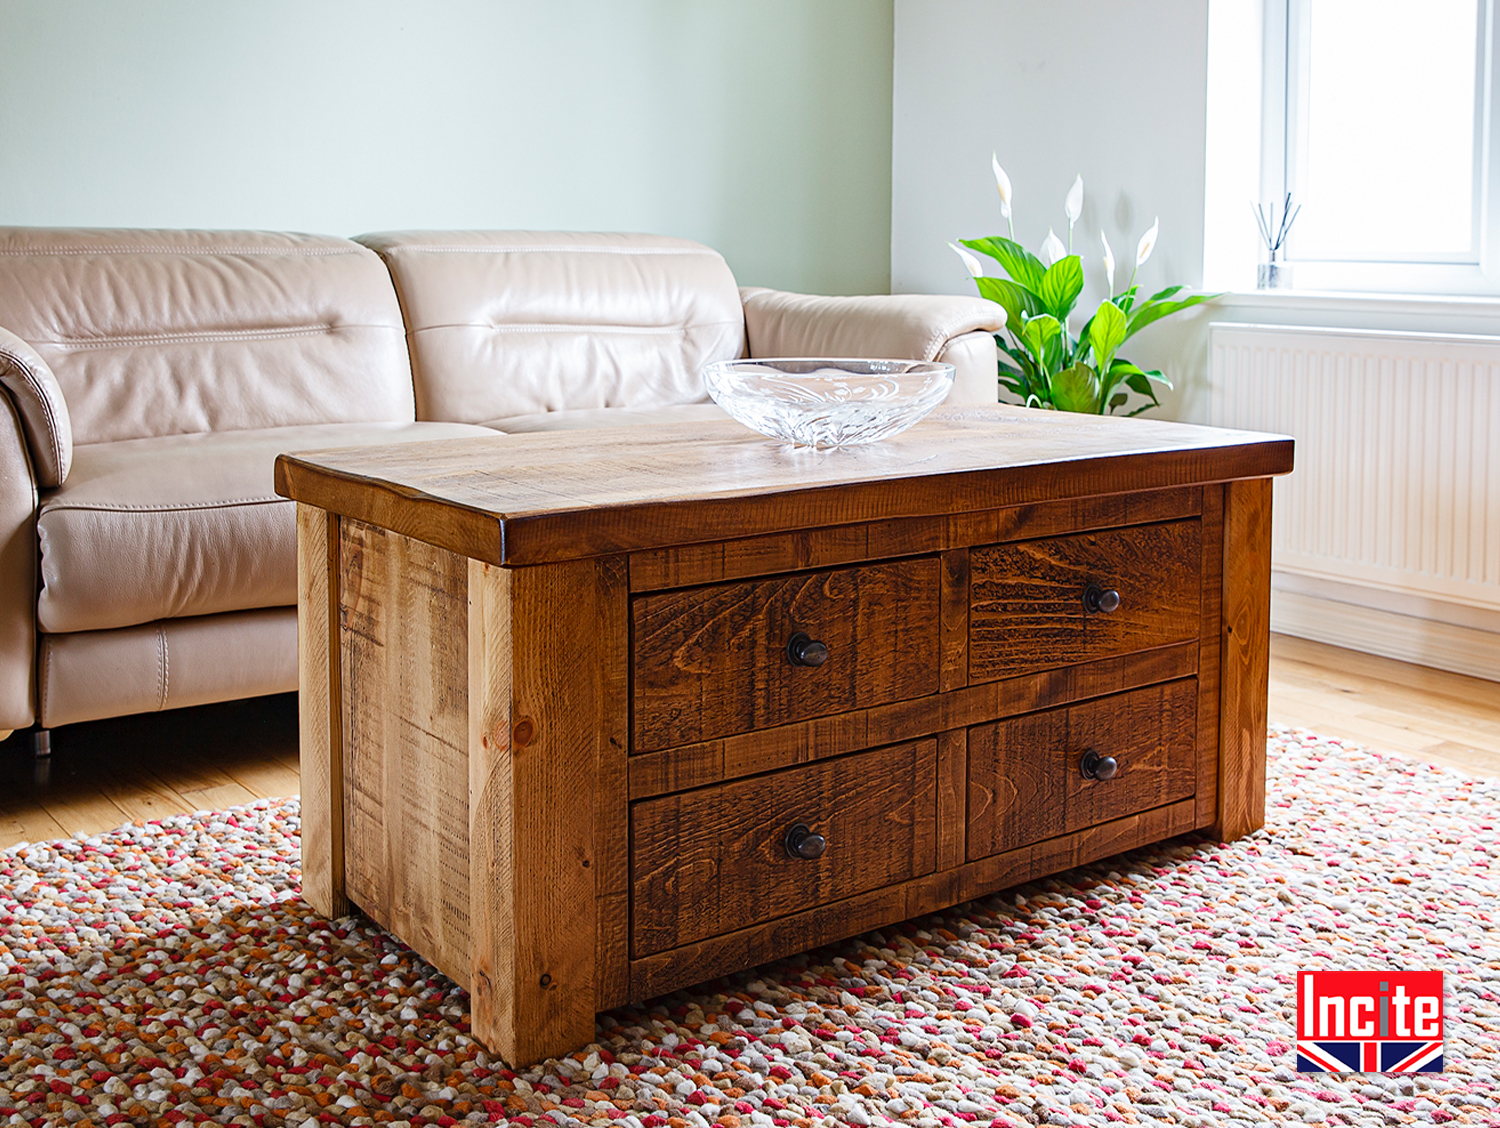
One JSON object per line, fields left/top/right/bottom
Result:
{"left": 1262, "top": 0, "right": 1500, "bottom": 295}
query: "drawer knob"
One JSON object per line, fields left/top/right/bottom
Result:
{"left": 1083, "top": 583, "right": 1121, "bottom": 614}
{"left": 784, "top": 822, "right": 827, "bottom": 859}
{"left": 786, "top": 631, "right": 829, "bottom": 668}
{"left": 1080, "top": 748, "right": 1119, "bottom": 781}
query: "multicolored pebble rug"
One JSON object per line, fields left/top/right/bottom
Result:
{"left": 2, "top": 726, "right": 1498, "bottom": 1127}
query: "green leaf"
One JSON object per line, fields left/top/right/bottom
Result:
{"left": 962, "top": 236, "right": 1047, "bottom": 292}
{"left": 1109, "top": 392, "right": 1129, "bottom": 410}
{"left": 975, "top": 276, "right": 1041, "bottom": 335}
{"left": 1051, "top": 361, "right": 1100, "bottom": 413}
{"left": 1142, "top": 284, "right": 1186, "bottom": 304}
{"left": 1018, "top": 314, "right": 1061, "bottom": 362}
{"left": 1124, "top": 372, "right": 1155, "bottom": 397}
{"left": 1038, "top": 255, "right": 1085, "bottom": 322}
{"left": 1086, "top": 300, "right": 1129, "bottom": 377}
{"left": 1126, "top": 291, "right": 1221, "bottom": 338}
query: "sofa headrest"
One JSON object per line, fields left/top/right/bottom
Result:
{"left": 0, "top": 228, "right": 415, "bottom": 445}
{"left": 355, "top": 230, "right": 746, "bottom": 423}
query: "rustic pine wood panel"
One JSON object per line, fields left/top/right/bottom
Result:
{"left": 632, "top": 558, "right": 941, "bottom": 752}
{"left": 1194, "top": 485, "right": 1226, "bottom": 828}
{"left": 939, "top": 549, "right": 970, "bottom": 692}
{"left": 468, "top": 559, "right": 600, "bottom": 1064}
{"left": 946, "top": 486, "right": 1202, "bottom": 548}
{"left": 1063, "top": 680, "right": 1197, "bottom": 833}
{"left": 935, "top": 729, "right": 967, "bottom": 872}
{"left": 961, "top": 797, "right": 1200, "bottom": 897}
{"left": 967, "top": 679, "right": 1197, "bottom": 860}
{"left": 275, "top": 411, "right": 1293, "bottom": 567}
{"left": 339, "top": 520, "right": 472, "bottom": 986}
{"left": 627, "top": 642, "right": 1198, "bottom": 799}
{"left": 629, "top": 796, "right": 1197, "bottom": 1000}
{"left": 296, "top": 504, "right": 350, "bottom": 920}
{"left": 626, "top": 488, "right": 1204, "bottom": 593}
{"left": 1215, "top": 477, "right": 1274, "bottom": 840}
{"left": 630, "top": 739, "right": 937, "bottom": 958}
{"left": 969, "top": 520, "right": 1202, "bottom": 682}
{"left": 593, "top": 555, "right": 631, "bottom": 1010}
{"left": 966, "top": 706, "right": 1067, "bottom": 859}
{"left": 629, "top": 516, "right": 944, "bottom": 591}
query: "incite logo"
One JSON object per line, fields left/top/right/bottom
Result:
{"left": 1297, "top": 971, "right": 1444, "bottom": 1073}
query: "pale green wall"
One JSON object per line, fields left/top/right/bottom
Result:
{"left": 0, "top": 0, "right": 893, "bottom": 294}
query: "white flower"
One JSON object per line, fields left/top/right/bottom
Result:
{"left": 992, "top": 153, "right": 1013, "bottom": 218}
{"left": 1065, "top": 175, "right": 1083, "bottom": 227}
{"left": 1041, "top": 228, "right": 1067, "bottom": 268}
{"left": 949, "top": 241, "right": 983, "bottom": 278}
{"left": 1101, "top": 231, "right": 1116, "bottom": 292}
{"left": 1136, "top": 217, "right": 1160, "bottom": 267}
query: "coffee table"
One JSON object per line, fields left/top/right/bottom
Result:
{"left": 275, "top": 407, "right": 1293, "bottom": 1067}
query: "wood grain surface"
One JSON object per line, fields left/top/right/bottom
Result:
{"left": 632, "top": 559, "right": 941, "bottom": 752}
{"left": 966, "top": 679, "right": 1198, "bottom": 860}
{"left": 1214, "top": 477, "right": 1274, "bottom": 840}
{"left": 969, "top": 520, "right": 1202, "bottom": 682}
{"left": 274, "top": 409, "right": 1293, "bottom": 566}
{"left": 626, "top": 642, "right": 1199, "bottom": 799}
{"left": 467, "top": 559, "right": 602, "bottom": 1064}
{"left": 628, "top": 796, "right": 1198, "bottom": 1000}
{"left": 1194, "top": 485, "right": 1226, "bottom": 829}
{"left": 338, "top": 519, "right": 473, "bottom": 986}
{"left": 627, "top": 487, "right": 1203, "bottom": 593}
{"left": 295, "top": 504, "right": 350, "bottom": 920}
{"left": 630, "top": 739, "right": 937, "bottom": 957}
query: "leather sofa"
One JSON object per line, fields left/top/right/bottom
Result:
{"left": 0, "top": 227, "right": 1005, "bottom": 741}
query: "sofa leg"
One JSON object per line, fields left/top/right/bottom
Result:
{"left": 32, "top": 727, "right": 50, "bottom": 758}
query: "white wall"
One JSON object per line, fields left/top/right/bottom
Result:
{"left": 0, "top": 0, "right": 893, "bottom": 295}
{"left": 892, "top": 0, "right": 1211, "bottom": 412}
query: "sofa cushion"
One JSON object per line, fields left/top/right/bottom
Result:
{"left": 37, "top": 421, "right": 493, "bottom": 634}
{"left": 0, "top": 228, "right": 418, "bottom": 446}
{"left": 355, "top": 230, "right": 746, "bottom": 424}
{"left": 39, "top": 607, "right": 297, "bottom": 729}
{"left": 484, "top": 403, "right": 732, "bottom": 433}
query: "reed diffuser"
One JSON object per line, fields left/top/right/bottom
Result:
{"left": 1254, "top": 193, "right": 1300, "bottom": 289}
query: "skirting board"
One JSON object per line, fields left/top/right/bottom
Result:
{"left": 1271, "top": 588, "right": 1500, "bottom": 684}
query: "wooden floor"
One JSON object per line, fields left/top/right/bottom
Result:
{"left": 2, "top": 635, "right": 1497, "bottom": 850}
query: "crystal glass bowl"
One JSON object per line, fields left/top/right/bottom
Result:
{"left": 703, "top": 358, "right": 955, "bottom": 449}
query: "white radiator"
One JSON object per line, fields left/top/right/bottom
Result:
{"left": 1208, "top": 322, "right": 1500, "bottom": 677}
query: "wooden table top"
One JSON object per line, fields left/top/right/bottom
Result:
{"left": 274, "top": 406, "right": 1294, "bottom": 565}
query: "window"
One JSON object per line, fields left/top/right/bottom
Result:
{"left": 1260, "top": 0, "right": 1500, "bottom": 293}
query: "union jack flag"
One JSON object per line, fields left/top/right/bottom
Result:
{"left": 1296, "top": 971, "right": 1445, "bottom": 1073}
{"left": 1297, "top": 1039, "right": 1445, "bottom": 1073}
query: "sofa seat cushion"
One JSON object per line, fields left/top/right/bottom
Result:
{"left": 37, "top": 420, "right": 493, "bottom": 634}
{"left": 484, "top": 402, "right": 732, "bottom": 433}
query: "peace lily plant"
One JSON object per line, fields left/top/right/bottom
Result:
{"left": 950, "top": 157, "right": 1217, "bottom": 415}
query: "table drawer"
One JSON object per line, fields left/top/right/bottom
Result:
{"left": 969, "top": 519, "right": 1201, "bottom": 682}
{"left": 967, "top": 679, "right": 1197, "bottom": 860}
{"left": 631, "top": 557, "right": 941, "bottom": 753}
{"left": 630, "top": 738, "right": 937, "bottom": 957}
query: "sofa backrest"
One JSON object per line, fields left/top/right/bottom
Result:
{"left": 0, "top": 228, "right": 416, "bottom": 446}
{"left": 355, "top": 230, "right": 746, "bottom": 425}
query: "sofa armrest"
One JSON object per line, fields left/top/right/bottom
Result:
{"left": 739, "top": 288, "right": 1006, "bottom": 403}
{"left": 0, "top": 392, "right": 37, "bottom": 731}
{"left": 0, "top": 326, "right": 72, "bottom": 487}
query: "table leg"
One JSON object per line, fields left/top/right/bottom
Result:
{"left": 1214, "top": 477, "right": 1274, "bottom": 841}
{"left": 468, "top": 558, "right": 600, "bottom": 1066}
{"left": 297, "top": 504, "right": 352, "bottom": 918}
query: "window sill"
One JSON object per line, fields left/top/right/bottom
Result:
{"left": 1212, "top": 288, "right": 1500, "bottom": 317}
